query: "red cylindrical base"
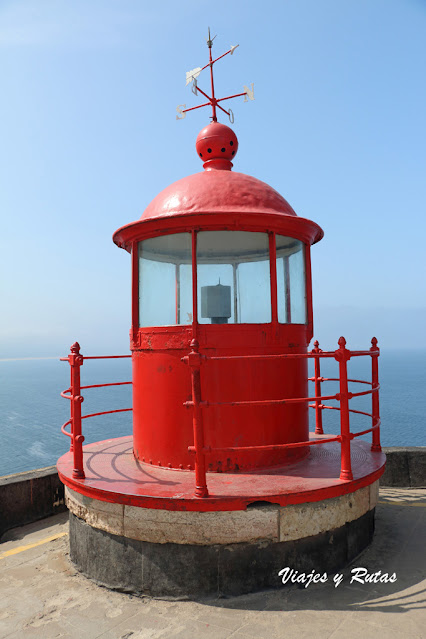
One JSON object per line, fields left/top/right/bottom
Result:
{"left": 132, "top": 324, "right": 310, "bottom": 472}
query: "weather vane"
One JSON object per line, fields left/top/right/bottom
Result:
{"left": 176, "top": 28, "right": 254, "bottom": 124}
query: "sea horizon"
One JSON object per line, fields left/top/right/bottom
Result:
{"left": 1, "top": 349, "right": 425, "bottom": 478}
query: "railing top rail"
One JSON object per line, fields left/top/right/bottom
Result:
{"left": 207, "top": 352, "right": 337, "bottom": 361}
{"left": 349, "top": 350, "right": 379, "bottom": 357}
{"left": 60, "top": 354, "right": 131, "bottom": 361}
{"left": 83, "top": 355, "right": 132, "bottom": 360}
{"left": 205, "top": 349, "right": 376, "bottom": 363}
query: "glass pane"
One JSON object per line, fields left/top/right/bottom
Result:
{"left": 197, "top": 231, "right": 271, "bottom": 324}
{"left": 238, "top": 260, "right": 271, "bottom": 323}
{"left": 276, "top": 236, "right": 307, "bottom": 324}
{"left": 139, "top": 234, "right": 192, "bottom": 327}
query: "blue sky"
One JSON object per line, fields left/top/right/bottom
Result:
{"left": 1, "top": 0, "right": 425, "bottom": 357}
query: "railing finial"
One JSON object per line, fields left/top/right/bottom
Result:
{"left": 371, "top": 336, "right": 378, "bottom": 350}
{"left": 190, "top": 338, "right": 200, "bottom": 351}
{"left": 313, "top": 339, "right": 319, "bottom": 349}
{"left": 338, "top": 336, "right": 346, "bottom": 349}
{"left": 71, "top": 342, "right": 81, "bottom": 354}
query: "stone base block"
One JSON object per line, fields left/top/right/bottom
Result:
{"left": 67, "top": 482, "right": 378, "bottom": 598}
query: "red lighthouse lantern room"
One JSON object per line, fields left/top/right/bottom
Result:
{"left": 58, "top": 35, "right": 386, "bottom": 598}
{"left": 116, "top": 120, "right": 321, "bottom": 482}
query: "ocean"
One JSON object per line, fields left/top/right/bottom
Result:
{"left": 0, "top": 350, "right": 425, "bottom": 478}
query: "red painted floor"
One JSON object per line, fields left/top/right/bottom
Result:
{"left": 57, "top": 435, "right": 386, "bottom": 511}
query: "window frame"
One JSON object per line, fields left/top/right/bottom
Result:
{"left": 131, "top": 230, "right": 312, "bottom": 331}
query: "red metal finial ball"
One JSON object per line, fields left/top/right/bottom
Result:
{"left": 371, "top": 337, "right": 378, "bottom": 347}
{"left": 70, "top": 342, "right": 80, "bottom": 354}
{"left": 338, "top": 336, "right": 346, "bottom": 349}
{"left": 196, "top": 122, "right": 238, "bottom": 170}
{"left": 313, "top": 340, "right": 319, "bottom": 348}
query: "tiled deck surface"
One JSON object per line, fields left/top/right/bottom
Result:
{"left": 0, "top": 487, "right": 425, "bottom": 639}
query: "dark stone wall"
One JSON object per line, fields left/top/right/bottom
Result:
{"left": 0, "top": 466, "right": 66, "bottom": 539}
{"left": 69, "top": 510, "right": 375, "bottom": 598}
{"left": 381, "top": 447, "right": 426, "bottom": 487}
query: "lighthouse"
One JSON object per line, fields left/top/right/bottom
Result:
{"left": 58, "top": 33, "right": 385, "bottom": 597}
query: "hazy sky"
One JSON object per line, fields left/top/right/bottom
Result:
{"left": 1, "top": 0, "right": 425, "bottom": 357}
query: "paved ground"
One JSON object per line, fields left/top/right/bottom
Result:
{"left": 0, "top": 488, "right": 425, "bottom": 639}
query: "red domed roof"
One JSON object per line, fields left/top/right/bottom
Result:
{"left": 141, "top": 170, "right": 297, "bottom": 221}
{"left": 113, "top": 123, "right": 323, "bottom": 251}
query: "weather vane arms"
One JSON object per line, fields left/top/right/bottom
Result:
{"left": 176, "top": 28, "right": 254, "bottom": 123}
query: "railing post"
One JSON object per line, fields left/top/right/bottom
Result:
{"left": 370, "top": 337, "right": 382, "bottom": 452}
{"left": 311, "top": 340, "right": 324, "bottom": 435}
{"left": 183, "top": 339, "right": 208, "bottom": 498}
{"left": 69, "top": 342, "right": 85, "bottom": 479}
{"left": 335, "top": 337, "right": 353, "bottom": 481}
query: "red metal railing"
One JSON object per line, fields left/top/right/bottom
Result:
{"left": 60, "top": 342, "right": 132, "bottom": 479}
{"left": 60, "top": 337, "right": 381, "bottom": 493}
{"left": 182, "top": 336, "right": 381, "bottom": 497}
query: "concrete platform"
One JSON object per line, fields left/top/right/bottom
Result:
{"left": 0, "top": 487, "right": 425, "bottom": 638}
